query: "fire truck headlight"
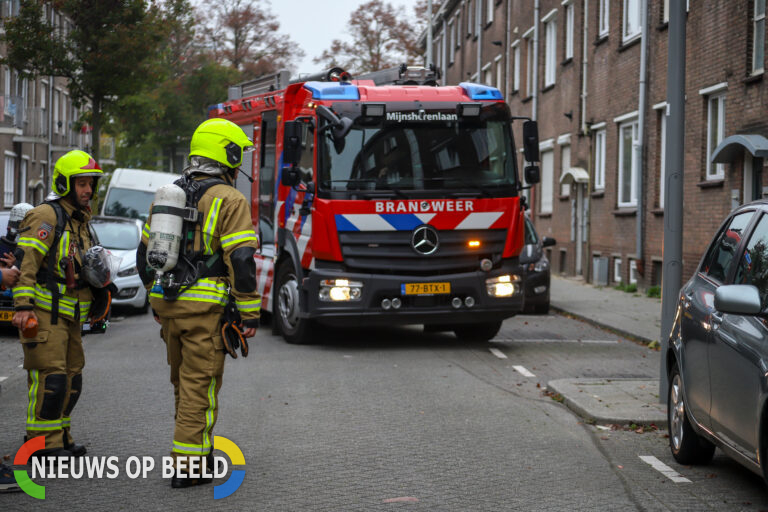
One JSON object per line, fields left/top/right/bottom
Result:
{"left": 319, "top": 279, "right": 363, "bottom": 302}
{"left": 457, "top": 102, "right": 482, "bottom": 117}
{"left": 485, "top": 274, "right": 520, "bottom": 297}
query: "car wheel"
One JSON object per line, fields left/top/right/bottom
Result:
{"left": 453, "top": 321, "right": 502, "bottom": 342}
{"left": 668, "top": 361, "right": 715, "bottom": 465}
{"left": 275, "top": 264, "right": 314, "bottom": 344}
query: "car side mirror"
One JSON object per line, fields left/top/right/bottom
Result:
{"left": 522, "top": 120, "right": 540, "bottom": 163}
{"left": 283, "top": 121, "right": 303, "bottom": 167}
{"left": 524, "top": 165, "right": 540, "bottom": 185}
{"left": 542, "top": 236, "right": 556, "bottom": 248}
{"left": 714, "top": 284, "right": 762, "bottom": 315}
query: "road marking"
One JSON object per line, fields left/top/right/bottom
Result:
{"left": 488, "top": 348, "right": 507, "bottom": 359}
{"left": 495, "top": 338, "right": 619, "bottom": 344}
{"left": 513, "top": 365, "right": 536, "bottom": 377}
{"left": 639, "top": 455, "right": 691, "bottom": 483}
{"left": 0, "top": 376, "right": 7, "bottom": 382}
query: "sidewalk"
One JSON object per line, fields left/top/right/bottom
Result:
{"left": 546, "top": 275, "right": 668, "bottom": 427}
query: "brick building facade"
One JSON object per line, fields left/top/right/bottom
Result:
{"left": 427, "top": 0, "right": 768, "bottom": 290}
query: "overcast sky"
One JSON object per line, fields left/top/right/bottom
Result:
{"left": 268, "top": 0, "right": 417, "bottom": 76}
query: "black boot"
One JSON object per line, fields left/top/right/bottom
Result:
{"left": 170, "top": 454, "right": 214, "bottom": 489}
{"left": 64, "top": 442, "right": 87, "bottom": 457}
{"left": 30, "top": 447, "right": 73, "bottom": 467}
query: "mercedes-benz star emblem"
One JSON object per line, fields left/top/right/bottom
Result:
{"left": 411, "top": 225, "right": 439, "bottom": 255}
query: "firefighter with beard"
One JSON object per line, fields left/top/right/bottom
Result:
{"left": 137, "top": 118, "right": 260, "bottom": 488}
{"left": 12, "top": 150, "right": 109, "bottom": 462}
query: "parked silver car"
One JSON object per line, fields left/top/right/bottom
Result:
{"left": 90, "top": 216, "right": 148, "bottom": 313}
{"left": 667, "top": 200, "right": 768, "bottom": 483}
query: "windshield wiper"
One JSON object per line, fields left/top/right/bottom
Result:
{"left": 321, "top": 179, "right": 409, "bottom": 199}
{"left": 422, "top": 177, "right": 495, "bottom": 198}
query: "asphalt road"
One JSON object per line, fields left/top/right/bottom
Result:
{"left": 1, "top": 310, "right": 767, "bottom": 511}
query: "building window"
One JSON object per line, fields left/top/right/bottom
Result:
{"left": 54, "top": 89, "right": 61, "bottom": 134}
{"left": 560, "top": 144, "right": 571, "bottom": 196}
{"left": 455, "top": 13, "right": 461, "bottom": 48}
{"left": 486, "top": 0, "right": 494, "bottom": 25}
{"left": 4, "top": 156, "right": 15, "bottom": 206}
{"left": 19, "top": 158, "right": 27, "bottom": 203}
{"left": 594, "top": 128, "right": 606, "bottom": 190}
{"left": 525, "top": 30, "right": 534, "bottom": 96}
{"left": 544, "top": 16, "right": 557, "bottom": 87}
{"left": 564, "top": 0, "right": 574, "bottom": 60}
{"left": 599, "top": 0, "right": 610, "bottom": 38}
{"left": 629, "top": 259, "right": 638, "bottom": 284}
{"left": 483, "top": 63, "right": 492, "bottom": 86}
{"left": 658, "top": 107, "right": 667, "bottom": 209}
{"left": 512, "top": 41, "right": 521, "bottom": 92}
{"left": 448, "top": 20, "right": 455, "bottom": 63}
{"left": 495, "top": 56, "right": 503, "bottom": 92}
{"left": 614, "top": 257, "right": 622, "bottom": 283}
{"left": 753, "top": 0, "right": 766, "bottom": 75}
{"left": 540, "top": 149, "right": 554, "bottom": 214}
{"left": 467, "top": 0, "right": 474, "bottom": 37}
{"left": 618, "top": 119, "right": 639, "bottom": 207}
{"left": 706, "top": 93, "right": 726, "bottom": 180}
{"left": 623, "top": 0, "right": 642, "bottom": 43}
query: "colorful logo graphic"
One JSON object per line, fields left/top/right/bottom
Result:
{"left": 213, "top": 435, "right": 245, "bottom": 499}
{"left": 14, "top": 436, "right": 46, "bottom": 499}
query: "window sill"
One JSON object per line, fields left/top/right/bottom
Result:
{"left": 618, "top": 36, "right": 641, "bottom": 52}
{"left": 651, "top": 208, "right": 664, "bottom": 216}
{"left": 594, "top": 35, "right": 609, "bottom": 46}
{"left": 697, "top": 179, "right": 724, "bottom": 189}
{"left": 743, "top": 72, "right": 764, "bottom": 85}
{"left": 542, "top": 83, "right": 555, "bottom": 93}
{"left": 613, "top": 208, "right": 637, "bottom": 217}
{"left": 558, "top": 194, "right": 570, "bottom": 201}
{"left": 657, "top": 22, "right": 669, "bottom": 31}
{"left": 561, "top": 57, "right": 574, "bottom": 68}
{"left": 509, "top": 89, "right": 520, "bottom": 97}
{"left": 591, "top": 190, "right": 605, "bottom": 198}
{"left": 538, "top": 212, "right": 552, "bottom": 218}
{"left": 521, "top": 95, "right": 532, "bottom": 104}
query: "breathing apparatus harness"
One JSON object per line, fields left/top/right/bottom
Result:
{"left": 151, "top": 174, "right": 229, "bottom": 300}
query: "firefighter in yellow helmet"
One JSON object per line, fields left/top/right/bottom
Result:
{"left": 12, "top": 150, "right": 107, "bottom": 463}
{"left": 137, "top": 118, "right": 261, "bottom": 488}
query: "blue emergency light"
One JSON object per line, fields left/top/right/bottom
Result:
{"left": 459, "top": 83, "right": 504, "bottom": 100}
{"left": 303, "top": 82, "right": 360, "bottom": 100}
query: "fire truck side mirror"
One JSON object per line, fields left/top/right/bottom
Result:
{"left": 283, "top": 121, "right": 303, "bottom": 167}
{"left": 524, "top": 165, "right": 540, "bottom": 185}
{"left": 522, "top": 120, "right": 540, "bottom": 163}
{"left": 281, "top": 168, "right": 301, "bottom": 187}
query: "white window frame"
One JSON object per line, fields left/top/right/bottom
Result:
{"left": 593, "top": 125, "right": 606, "bottom": 190}
{"left": 54, "top": 89, "right": 61, "bottom": 134}
{"left": 599, "top": 0, "right": 610, "bottom": 38}
{"left": 486, "top": 0, "right": 494, "bottom": 25}
{"left": 467, "top": 0, "right": 474, "bottom": 37}
{"left": 614, "top": 257, "right": 622, "bottom": 283}
{"left": 63, "top": 91, "right": 69, "bottom": 135}
{"left": 494, "top": 54, "right": 503, "bottom": 92}
{"left": 540, "top": 148, "right": 554, "bottom": 214}
{"left": 19, "top": 156, "right": 28, "bottom": 203}
{"left": 511, "top": 41, "right": 521, "bottom": 92}
{"left": 622, "top": 0, "right": 642, "bottom": 43}
{"left": 543, "top": 12, "right": 557, "bottom": 87}
{"left": 524, "top": 28, "right": 535, "bottom": 96}
{"left": 629, "top": 259, "right": 638, "bottom": 284}
{"left": 560, "top": 143, "right": 571, "bottom": 197}
{"left": 617, "top": 118, "right": 639, "bottom": 207}
{"left": 482, "top": 62, "right": 493, "bottom": 86}
{"left": 564, "top": 0, "right": 574, "bottom": 60}
{"left": 706, "top": 92, "right": 726, "bottom": 180}
{"left": 455, "top": 12, "right": 461, "bottom": 48}
{"left": 4, "top": 153, "right": 16, "bottom": 206}
{"left": 448, "top": 20, "right": 455, "bottom": 63}
{"left": 753, "top": 0, "right": 766, "bottom": 75}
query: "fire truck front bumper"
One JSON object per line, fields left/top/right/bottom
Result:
{"left": 302, "top": 262, "right": 524, "bottom": 327}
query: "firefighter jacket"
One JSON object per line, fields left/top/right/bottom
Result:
{"left": 142, "top": 177, "right": 261, "bottom": 326}
{"left": 13, "top": 199, "right": 94, "bottom": 322}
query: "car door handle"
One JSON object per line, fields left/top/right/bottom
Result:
{"left": 683, "top": 292, "right": 693, "bottom": 309}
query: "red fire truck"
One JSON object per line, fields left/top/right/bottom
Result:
{"left": 211, "top": 66, "right": 540, "bottom": 344}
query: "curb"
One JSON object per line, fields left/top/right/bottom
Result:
{"left": 550, "top": 304, "right": 655, "bottom": 346}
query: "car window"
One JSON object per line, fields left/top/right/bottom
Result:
{"left": 735, "top": 213, "right": 768, "bottom": 308}
{"left": 103, "top": 187, "right": 155, "bottom": 220}
{"left": 701, "top": 211, "right": 753, "bottom": 283}
{"left": 91, "top": 222, "right": 140, "bottom": 250}
{"left": 524, "top": 219, "right": 538, "bottom": 245}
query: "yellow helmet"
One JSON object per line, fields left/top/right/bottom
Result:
{"left": 189, "top": 118, "right": 253, "bottom": 169}
{"left": 52, "top": 150, "right": 103, "bottom": 197}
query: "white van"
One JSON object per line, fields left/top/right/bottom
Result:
{"left": 100, "top": 168, "right": 179, "bottom": 221}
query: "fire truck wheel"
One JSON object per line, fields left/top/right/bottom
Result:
{"left": 453, "top": 321, "right": 502, "bottom": 342}
{"left": 276, "top": 264, "right": 314, "bottom": 344}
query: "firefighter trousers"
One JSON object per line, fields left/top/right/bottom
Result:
{"left": 160, "top": 311, "right": 225, "bottom": 471}
{"left": 21, "top": 309, "right": 84, "bottom": 450}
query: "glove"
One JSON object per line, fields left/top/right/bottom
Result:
{"left": 221, "top": 296, "right": 248, "bottom": 359}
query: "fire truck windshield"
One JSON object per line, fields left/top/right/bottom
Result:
{"left": 318, "top": 105, "right": 518, "bottom": 198}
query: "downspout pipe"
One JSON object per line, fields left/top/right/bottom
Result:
{"left": 505, "top": 0, "right": 511, "bottom": 100}
{"left": 581, "top": 0, "right": 588, "bottom": 134}
{"left": 427, "top": 0, "right": 433, "bottom": 67}
{"left": 636, "top": 0, "right": 649, "bottom": 280}
{"left": 476, "top": 0, "right": 482, "bottom": 80}
{"left": 532, "top": 0, "right": 539, "bottom": 121}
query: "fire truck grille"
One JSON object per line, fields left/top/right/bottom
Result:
{"left": 339, "top": 229, "right": 508, "bottom": 275}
